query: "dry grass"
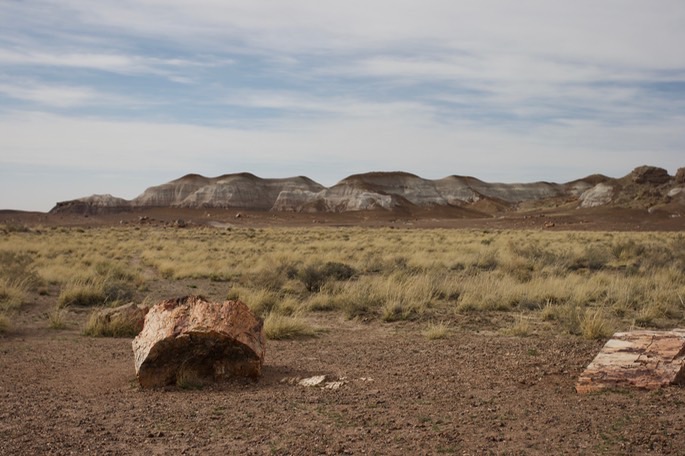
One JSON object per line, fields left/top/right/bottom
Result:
{"left": 82, "top": 308, "right": 141, "bottom": 337}
{"left": 58, "top": 277, "right": 109, "bottom": 308}
{"left": 503, "top": 314, "right": 533, "bottom": 337}
{"left": 580, "top": 309, "right": 613, "bottom": 340}
{"left": 263, "top": 313, "right": 319, "bottom": 340}
{"left": 0, "top": 278, "right": 28, "bottom": 311}
{"left": 0, "top": 250, "right": 40, "bottom": 310}
{"left": 48, "top": 307, "right": 69, "bottom": 330}
{"left": 422, "top": 320, "right": 450, "bottom": 340}
{"left": 1, "top": 226, "right": 684, "bottom": 338}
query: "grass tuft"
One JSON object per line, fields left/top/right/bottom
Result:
{"left": 263, "top": 313, "right": 319, "bottom": 340}
{"left": 82, "top": 308, "right": 141, "bottom": 337}
{"left": 48, "top": 308, "right": 68, "bottom": 329}
{"left": 422, "top": 321, "right": 450, "bottom": 340}
{"left": 503, "top": 314, "right": 532, "bottom": 337}
{"left": 0, "top": 278, "right": 28, "bottom": 311}
{"left": 58, "top": 274, "right": 135, "bottom": 308}
{"left": 580, "top": 309, "right": 612, "bottom": 340}
{"left": 58, "top": 277, "right": 108, "bottom": 308}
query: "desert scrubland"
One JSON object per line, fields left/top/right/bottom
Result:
{"left": 2, "top": 223, "right": 685, "bottom": 454}
{"left": 2, "top": 225, "right": 684, "bottom": 337}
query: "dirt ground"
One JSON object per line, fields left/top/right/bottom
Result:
{"left": 2, "top": 205, "right": 684, "bottom": 232}
{"left": 4, "top": 313, "right": 685, "bottom": 455}
{"left": 2, "top": 208, "right": 685, "bottom": 455}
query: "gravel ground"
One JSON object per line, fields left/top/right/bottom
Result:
{"left": 3, "top": 315, "right": 685, "bottom": 455}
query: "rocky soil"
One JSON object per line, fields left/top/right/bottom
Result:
{"left": 4, "top": 310, "right": 685, "bottom": 455}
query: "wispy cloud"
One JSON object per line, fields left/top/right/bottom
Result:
{"left": 0, "top": 49, "right": 230, "bottom": 78}
{"left": 0, "top": 1, "right": 684, "bottom": 210}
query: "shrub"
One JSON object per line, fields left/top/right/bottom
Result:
{"left": 299, "top": 262, "right": 356, "bottom": 292}
{"left": 322, "top": 262, "right": 357, "bottom": 281}
{"left": 247, "top": 258, "right": 298, "bottom": 291}
{"left": 611, "top": 239, "right": 645, "bottom": 261}
{"left": 569, "top": 245, "right": 610, "bottom": 271}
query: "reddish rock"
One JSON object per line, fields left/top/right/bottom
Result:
{"left": 576, "top": 329, "right": 685, "bottom": 393}
{"left": 132, "top": 296, "right": 265, "bottom": 388}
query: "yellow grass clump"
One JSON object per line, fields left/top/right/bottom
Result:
{"left": 82, "top": 308, "right": 141, "bottom": 337}
{"left": 263, "top": 313, "right": 319, "bottom": 340}
{"left": 422, "top": 320, "right": 450, "bottom": 340}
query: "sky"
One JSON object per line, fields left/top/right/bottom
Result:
{"left": 1, "top": 1, "right": 684, "bottom": 211}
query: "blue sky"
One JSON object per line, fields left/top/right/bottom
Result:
{"left": 1, "top": 1, "right": 684, "bottom": 211}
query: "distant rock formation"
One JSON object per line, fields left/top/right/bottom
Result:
{"left": 131, "top": 173, "right": 324, "bottom": 209}
{"left": 51, "top": 194, "right": 130, "bottom": 215}
{"left": 50, "top": 165, "right": 684, "bottom": 216}
{"left": 630, "top": 165, "right": 671, "bottom": 185}
{"left": 675, "top": 167, "right": 685, "bottom": 184}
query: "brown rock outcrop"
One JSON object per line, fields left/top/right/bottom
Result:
{"left": 576, "top": 329, "right": 685, "bottom": 393}
{"left": 132, "top": 296, "right": 265, "bottom": 388}
{"left": 630, "top": 166, "right": 671, "bottom": 185}
{"left": 675, "top": 167, "right": 685, "bottom": 184}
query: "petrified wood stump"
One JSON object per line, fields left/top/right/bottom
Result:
{"left": 132, "top": 296, "right": 265, "bottom": 388}
{"left": 576, "top": 329, "right": 685, "bottom": 393}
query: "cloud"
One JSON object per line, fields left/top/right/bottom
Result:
{"left": 0, "top": 49, "right": 229, "bottom": 79}
{"left": 28, "top": 1, "right": 685, "bottom": 68}
{"left": 0, "top": 1, "right": 683, "bottom": 211}
{"left": 1, "top": 110, "right": 681, "bottom": 182}
{"left": 0, "top": 81, "right": 141, "bottom": 108}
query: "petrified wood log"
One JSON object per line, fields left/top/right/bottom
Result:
{"left": 132, "top": 296, "right": 265, "bottom": 388}
{"left": 576, "top": 329, "right": 685, "bottom": 393}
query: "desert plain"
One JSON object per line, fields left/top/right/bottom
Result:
{"left": 1, "top": 207, "right": 685, "bottom": 455}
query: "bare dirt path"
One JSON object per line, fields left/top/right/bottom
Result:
{"left": 3, "top": 317, "right": 685, "bottom": 455}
